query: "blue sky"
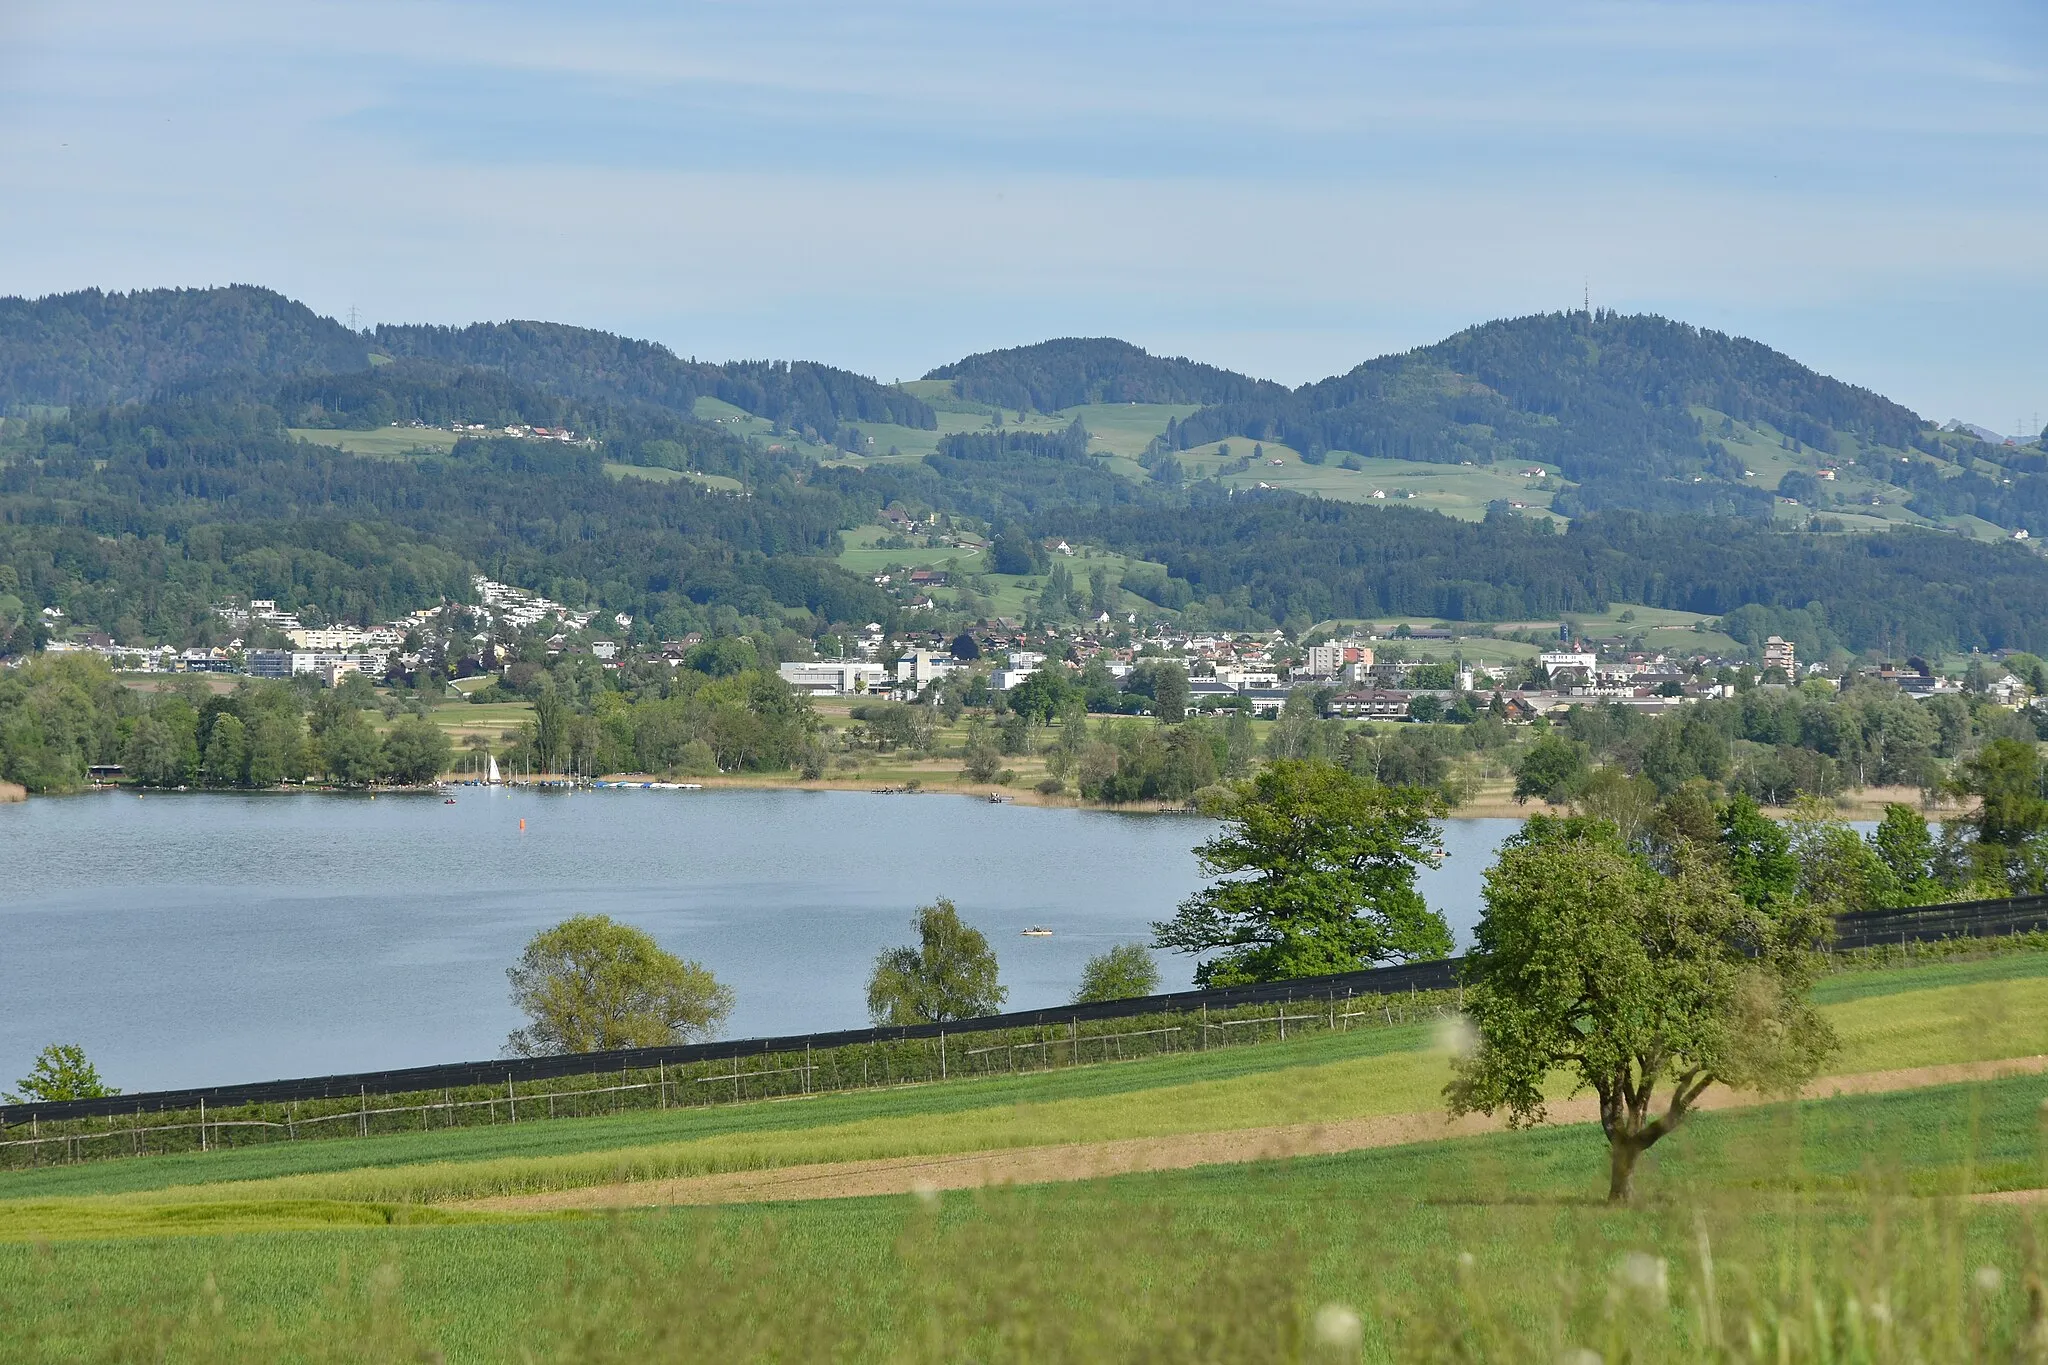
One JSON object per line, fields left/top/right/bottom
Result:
{"left": 2, "top": 1, "right": 2043, "bottom": 426}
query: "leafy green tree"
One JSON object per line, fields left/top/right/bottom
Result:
{"left": 1153, "top": 759, "right": 1451, "bottom": 986}
{"left": 989, "top": 530, "right": 1043, "bottom": 576}
{"left": 866, "top": 898, "right": 1007, "bottom": 1024}
{"left": 1953, "top": 737, "right": 2048, "bottom": 892}
{"left": 959, "top": 719, "right": 1002, "bottom": 784}
{"left": 1717, "top": 792, "right": 1798, "bottom": 909}
{"left": 1449, "top": 817, "right": 1834, "bottom": 1202}
{"left": 1222, "top": 709, "right": 1257, "bottom": 778}
{"left": 1571, "top": 765, "right": 1660, "bottom": 848}
{"left": 1151, "top": 662, "right": 1189, "bottom": 723}
{"left": 1407, "top": 693, "right": 1444, "bottom": 723}
{"left": 1074, "top": 943, "right": 1163, "bottom": 1004}
{"left": 124, "top": 700, "right": 200, "bottom": 787}
{"left": 200, "top": 712, "right": 249, "bottom": 787}
{"left": 382, "top": 714, "right": 452, "bottom": 785}
{"left": 1962, "top": 737, "right": 2048, "bottom": 846}
{"left": 1513, "top": 733, "right": 1585, "bottom": 804}
{"left": 1406, "top": 662, "right": 1457, "bottom": 689}
{"left": 1006, "top": 666, "right": 1073, "bottom": 725}
{"left": 6, "top": 1043, "right": 119, "bottom": 1102}
{"left": 318, "top": 707, "right": 384, "bottom": 786}
{"left": 245, "top": 708, "right": 308, "bottom": 787}
{"left": 1784, "top": 797, "right": 1895, "bottom": 914}
{"left": 1869, "top": 802, "right": 1937, "bottom": 905}
{"left": 505, "top": 914, "right": 733, "bottom": 1056}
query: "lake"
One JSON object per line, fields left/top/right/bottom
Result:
{"left": 0, "top": 789, "right": 1520, "bottom": 1092}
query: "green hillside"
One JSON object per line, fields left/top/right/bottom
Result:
{"left": 923, "top": 337, "right": 1286, "bottom": 410}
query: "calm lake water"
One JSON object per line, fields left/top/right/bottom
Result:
{"left": 0, "top": 789, "right": 1518, "bottom": 1092}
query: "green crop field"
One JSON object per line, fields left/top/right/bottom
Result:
{"left": 4, "top": 952, "right": 2048, "bottom": 1360}
{"left": 288, "top": 427, "right": 461, "bottom": 458}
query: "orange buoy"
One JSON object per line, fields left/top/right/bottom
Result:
{"left": 519, "top": 818, "right": 526, "bottom": 831}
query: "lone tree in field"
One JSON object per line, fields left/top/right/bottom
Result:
{"left": 867, "top": 898, "right": 1007, "bottom": 1025}
{"left": 1074, "top": 943, "right": 1162, "bottom": 1004}
{"left": 1447, "top": 817, "right": 1834, "bottom": 1202}
{"left": 1152, "top": 759, "right": 1451, "bottom": 986}
{"left": 505, "top": 914, "right": 734, "bottom": 1056}
{"left": 7, "top": 1043, "right": 119, "bottom": 1103}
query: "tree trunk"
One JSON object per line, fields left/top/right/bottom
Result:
{"left": 1607, "top": 1136, "right": 1642, "bottom": 1203}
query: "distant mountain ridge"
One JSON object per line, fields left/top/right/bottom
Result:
{"left": 0, "top": 286, "right": 933, "bottom": 438}
{"left": 373, "top": 320, "right": 935, "bottom": 436}
{"left": 1170, "top": 311, "right": 1931, "bottom": 516}
{"left": 924, "top": 337, "right": 1288, "bottom": 410}
{"left": 0, "top": 286, "right": 369, "bottom": 409}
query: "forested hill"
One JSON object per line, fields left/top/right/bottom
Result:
{"left": 1172, "top": 311, "right": 1930, "bottom": 516}
{"left": 0, "top": 287, "right": 934, "bottom": 438}
{"left": 0, "top": 287, "right": 370, "bottom": 410}
{"left": 1061, "top": 496, "right": 2048, "bottom": 655}
{"left": 372, "top": 321, "right": 935, "bottom": 437}
{"left": 924, "top": 338, "right": 1287, "bottom": 411}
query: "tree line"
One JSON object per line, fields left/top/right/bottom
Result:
{"left": 0, "top": 654, "right": 450, "bottom": 791}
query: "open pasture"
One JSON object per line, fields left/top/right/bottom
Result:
{"left": 288, "top": 427, "right": 460, "bottom": 458}
{"left": 4, "top": 952, "right": 2048, "bottom": 1360}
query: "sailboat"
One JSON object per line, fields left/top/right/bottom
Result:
{"left": 486, "top": 753, "right": 502, "bottom": 786}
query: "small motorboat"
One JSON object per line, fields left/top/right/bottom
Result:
{"left": 1020, "top": 926, "right": 1053, "bottom": 937}
{"left": 444, "top": 797, "right": 457, "bottom": 804}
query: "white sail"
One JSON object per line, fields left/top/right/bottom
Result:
{"left": 486, "top": 753, "right": 501, "bottom": 785}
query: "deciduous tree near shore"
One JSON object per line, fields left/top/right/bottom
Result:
{"left": 1152, "top": 759, "right": 1451, "bottom": 986}
{"left": 867, "top": 899, "right": 1006, "bottom": 1025}
{"left": 1448, "top": 816, "right": 1834, "bottom": 1202}
{"left": 505, "top": 915, "right": 733, "bottom": 1056}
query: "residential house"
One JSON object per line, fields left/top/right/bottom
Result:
{"left": 1326, "top": 690, "right": 1411, "bottom": 720}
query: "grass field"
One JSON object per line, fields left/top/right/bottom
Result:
{"left": 600, "top": 462, "right": 743, "bottom": 492}
{"left": 288, "top": 427, "right": 460, "bottom": 458}
{"left": 4, "top": 952, "right": 2048, "bottom": 1360}
{"left": 8, "top": 951, "right": 2043, "bottom": 1209}
{"left": 1167, "top": 439, "right": 1573, "bottom": 521}
{"left": 831, "top": 530, "right": 1172, "bottom": 622}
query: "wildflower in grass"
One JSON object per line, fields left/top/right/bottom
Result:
{"left": 1311, "top": 1303, "right": 1362, "bottom": 1350}
{"left": 1612, "top": 1251, "right": 1668, "bottom": 1306}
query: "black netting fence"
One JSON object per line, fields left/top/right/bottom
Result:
{"left": 0, "top": 888, "right": 2038, "bottom": 1165}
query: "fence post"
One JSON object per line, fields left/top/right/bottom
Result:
{"left": 1072, "top": 1017, "right": 1079, "bottom": 1065}
{"left": 1277, "top": 1003, "right": 1286, "bottom": 1042}
{"left": 508, "top": 1076, "right": 517, "bottom": 1123}
{"left": 940, "top": 1031, "right": 947, "bottom": 1080}
{"left": 659, "top": 1061, "right": 667, "bottom": 1110}
{"left": 359, "top": 1086, "right": 368, "bottom": 1139}
{"left": 199, "top": 1098, "right": 206, "bottom": 1152}
{"left": 1201, "top": 1003, "right": 1208, "bottom": 1050}
{"left": 288, "top": 1100, "right": 296, "bottom": 1141}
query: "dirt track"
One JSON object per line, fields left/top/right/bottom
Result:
{"left": 462, "top": 1055, "right": 2048, "bottom": 1213}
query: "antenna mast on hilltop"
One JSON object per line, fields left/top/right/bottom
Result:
{"left": 347, "top": 304, "right": 360, "bottom": 332}
{"left": 1583, "top": 279, "right": 1591, "bottom": 316}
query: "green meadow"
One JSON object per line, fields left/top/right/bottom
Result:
{"left": 3, "top": 949, "right": 2047, "bottom": 1362}
{"left": 288, "top": 427, "right": 461, "bottom": 458}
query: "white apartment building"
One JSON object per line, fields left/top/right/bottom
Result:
{"left": 288, "top": 627, "right": 373, "bottom": 651}
{"left": 1302, "top": 644, "right": 1373, "bottom": 677}
{"left": 894, "top": 650, "right": 960, "bottom": 688}
{"left": 1217, "top": 669, "right": 1280, "bottom": 690}
{"left": 777, "top": 661, "right": 890, "bottom": 695}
